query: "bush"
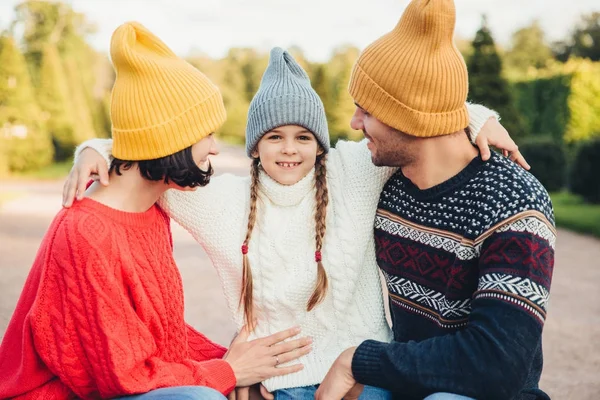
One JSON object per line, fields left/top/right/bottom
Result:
{"left": 519, "top": 137, "right": 567, "bottom": 192}
{"left": 511, "top": 59, "right": 600, "bottom": 144}
{"left": 570, "top": 137, "right": 600, "bottom": 203}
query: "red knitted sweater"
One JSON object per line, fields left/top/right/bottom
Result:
{"left": 0, "top": 198, "right": 236, "bottom": 399}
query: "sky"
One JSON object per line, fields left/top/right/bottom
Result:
{"left": 1, "top": 0, "right": 598, "bottom": 61}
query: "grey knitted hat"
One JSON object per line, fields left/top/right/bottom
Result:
{"left": 245, "top": 47, "right": 330, "bottom": 157}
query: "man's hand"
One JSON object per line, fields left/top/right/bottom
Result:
{"left": 315, "top": 347, "right": 364, "bottom": 400}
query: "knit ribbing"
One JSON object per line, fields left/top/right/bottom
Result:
{"left": 245, "top": 48, "right": 329, "bottom": 156}
{"left": 349, "top": 0, "right": 469, "bottom": 136}
{"left": 110, "top": 22, "right": 226, "bottom": 160}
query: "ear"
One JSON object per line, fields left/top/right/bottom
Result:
{"left": 251, "top": 149, "right": 259, "bottom": 159}
{"left": 316, "top": 146, "right": 325, "bottom": 156}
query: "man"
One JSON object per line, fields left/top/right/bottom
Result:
{"left": 0, "top": 22, "right": 309, "bottom": 400}
{"left": 316, "top": 1, "right": 555, "bottom": 399}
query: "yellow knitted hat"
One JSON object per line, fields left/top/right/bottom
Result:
{"left": 110, "top": 22, "right": 226, "bottom": 160}
{"left": 349, "top": 0, "right": 468, "bottom": 137}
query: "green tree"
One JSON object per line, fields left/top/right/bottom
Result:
{"left": 13, "top": 0, "right": 111, "bottom": 147}
{"left": 216, "top": 50, "right": 252, "bottom": 142}
{"left": 504, "top": 21, "right": 552, "bottom": 74}
{"left": 309, "top": 63, "right": 334, "bottom": 123}
{"left": 0, "top": 34, "right": 53, "bottom": 171}
{"left": 37, "top": 44, "right": 76, "bottom": 160}
{"left": 468, "top": 17, "right": 527, "bottom": 140}
{"left": 327, "top": 46, "right": 362, "bottom": 143}
{"left": 553, "top": 12, "right": 600, "bottom": 62}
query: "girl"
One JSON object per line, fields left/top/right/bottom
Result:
{"left": 65, "top": 47, "right": 520, "bottom": 399}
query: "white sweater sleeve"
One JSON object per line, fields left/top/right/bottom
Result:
{"left": 158, "top": 175, "right": 249, "bottom": 247}
{"left": 74, "top": 138, "right": 114, "bottom": 167}
{"left": 467, "top": 102, "right": 500, "bottom": 142}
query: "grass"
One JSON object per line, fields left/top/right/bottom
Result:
{"left": 550, "top": 191, "right": 600, "bottom": 239}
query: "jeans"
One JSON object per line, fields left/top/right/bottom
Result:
{"left": 113, "top": 386, "right": 227, "bottom": 400}
{"left": 424, "top": 393, "right": 475, "bottom": 400}
{"left": 273, "top": 384, "right": 391, "bottom": 399}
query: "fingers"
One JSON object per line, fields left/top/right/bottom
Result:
{"left": 260, "top": 384, "right": 274, "bottom": 400}
{"left": 269, "top": 336, "right": 312, "bottom": 355}
{"left": 258, "top": 326, "right": 301, "bottom": 347}
{"left": 269, "top": 363, "right": 304, "bottom": 377}
{"left": 227, "top": 391, "right": 236, "bottom": 400}
{"left": 98, "top": 161, "right": 109, "bottom": 186}
{"left": 476, "top": 137, "right": 491, "bottom": 161}
{"left": 236, "top": 387, "right": 250, "bottom": 400}
{"left": 272, "top": 343, "right": 312, "bottom": 365}
{"left": 510, "top": 149, "right": 531, "bottom": 170}
{"left": 76, "top": 166, "right": 92, "bottom": 201}
{"left": 62, "top": 170, "right": 78, "bottom": 208}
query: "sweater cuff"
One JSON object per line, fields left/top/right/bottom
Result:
{"left": 74, "top": 138, "right": 114, "bottom": 168}
{"left": 351, "top": 340, "right": 390, "bottom": 389}
{"left": 466, "top": 103, "right": 500, "bottom": 143}
{"left": 199, "top": 359, "right": 237, "bottom": 395}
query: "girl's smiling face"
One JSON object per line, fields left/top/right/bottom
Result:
{"left": 252, "top": 125, "right": 324, "bottom": 185}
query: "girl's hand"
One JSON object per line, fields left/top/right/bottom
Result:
{"left": 259, "top": 384, "right": 274, "bottom": 400}
{"left": 227, "top": 384, "right": 270, "bottom": 400}
{"left": 476, "top": 118, "right": 530, "bottom": 170}
{"left": 62, "top": 147, "right": 109, "bottom": 207}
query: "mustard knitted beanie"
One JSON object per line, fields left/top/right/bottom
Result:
{"left": 110, "top": 22, "right": 226, "bottom": 160}
{"left": 349, "top": 0, "right": 469, "bottom": 137}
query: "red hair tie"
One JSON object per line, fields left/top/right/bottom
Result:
{"left": 315, "top": 251, "right": 322, "bottom": 262}
{"left": 241, "top": 244, "right": 249, "bottom": 255}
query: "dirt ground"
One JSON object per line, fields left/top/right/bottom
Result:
{"left": 1, "top": 145, "right": 598, "bottom": 399}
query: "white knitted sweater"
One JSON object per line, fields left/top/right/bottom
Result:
{"left": 76, "top": 103, "right": 497, "bottom": 391}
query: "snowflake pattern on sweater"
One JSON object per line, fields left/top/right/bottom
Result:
{"left": 352, "top": 152, "right": 556, "bottom": 400}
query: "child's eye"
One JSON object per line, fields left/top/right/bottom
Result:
{"left": 298, "top": 135, "right": 312, "bottom": 141}
{"left": 268, "top": 135, "right": 282, "bottom": 140}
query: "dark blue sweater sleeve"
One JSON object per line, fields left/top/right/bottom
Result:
{"left": 352, "top": 215, "right": 556, "bottom": 400}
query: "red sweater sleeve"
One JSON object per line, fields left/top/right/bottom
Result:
{"left": 186, "top": 324, "right": 228, "bottom": 361}
{"left": 30, "top": 214, "right": 236, "bottom": 398}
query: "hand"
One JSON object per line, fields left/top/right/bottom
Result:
{"left": 315, "top": 347, "right": 364, "bottom": 400}
{"left": 62, "top": 147, "right": 110, "bottom": 207}
{"left": 476, "top": 118, "right": 530, "bottom": 170}
{"left": 227, "top": 386, "right": 254, "bottom": 400}
{"left": 259, "top": 384, "right": 274, "bottom": 400}
{"left": 224, "top": 325, "right": 313, "bottom": 387}
{"left": 229, "top": 384, "right": 270, "bottom": 400}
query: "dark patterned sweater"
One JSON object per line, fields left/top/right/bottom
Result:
{"left": 351, "top": 152, "right": 556, "bottom": 400}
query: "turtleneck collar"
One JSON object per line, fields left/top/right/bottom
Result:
{"left": 258, "top": 167, "right": 315, "bottom": 207}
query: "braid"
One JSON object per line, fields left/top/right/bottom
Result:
{"left": 240, "top": 158, "right": 261, "bottom": 329}
{"left": 307, "top": 155, "right": 329, "bottom": 311}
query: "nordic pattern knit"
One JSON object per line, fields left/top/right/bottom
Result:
{"left": 74, "top": 104, "right": 497, "bottom": 392}
{"left": 0, "top": 199, "right": 235, "bottom": 400}
{"left": 351, "top": 152, "right": 556, "bottom": 400}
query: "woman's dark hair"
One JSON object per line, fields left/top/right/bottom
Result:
{"left": 110, "top": 146, "right": 213, "bottom": 188}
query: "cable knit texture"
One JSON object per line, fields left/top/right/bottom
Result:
{"left": 0, "top": 199, "right": 235, "bottom": 399}
{"left": 71, "top": 104, "right": 496, "bottom": 392}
